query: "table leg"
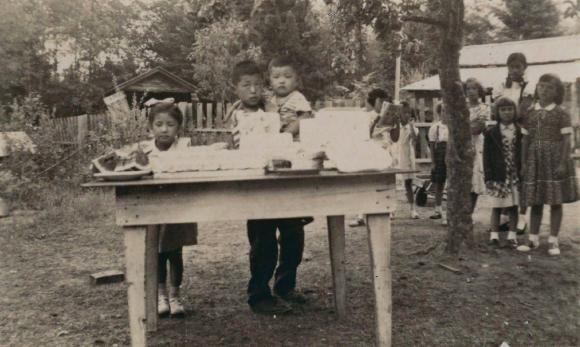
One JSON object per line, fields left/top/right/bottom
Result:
{"left": 124, "top": 226, "right": 158, "bottom": 347}
{"left": 145, "top": 227, "right": 159, "bottom": 332}
{"left": 366, "top": 213, "right": 392, "bottom": 347}
{"left": 327, "top": 215, "right": 346, "bottom": 319}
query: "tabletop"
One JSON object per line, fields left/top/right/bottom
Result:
{"left": 82, "top": 168, "right": 414, "bottom": 188}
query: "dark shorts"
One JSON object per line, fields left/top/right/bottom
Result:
{"left": 431, "top": 142, "right": 447, "bottom": 184}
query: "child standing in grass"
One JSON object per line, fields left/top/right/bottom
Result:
{"left": 143, "top": 101, "right": 197, "bottom": 318}
{"left": 349, "top": 88, "right": 399, "bottom": 226}
{"left": 428, "top": 103, "right": 448, "bottom": 226}
{"left": 483, "top": 97, "right": 521, "bottom": 248}
{"left": 517, "top": 74, "right": 578, "bottom": 256}
{"left": 465, "top": 78, "right": 490, "bottom": 212}
{"left": 397, "top": 104, "right": 419, "bottom": 219}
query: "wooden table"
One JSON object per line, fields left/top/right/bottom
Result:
{"left": 84, "top": 169, "right": 405, "bottom": 346}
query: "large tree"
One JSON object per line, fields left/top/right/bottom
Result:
{"left": 494, "top": 0, "right": 562, "bottom": 40}
{"left": 328, "top": 0, "right": 473, "bottom": 254}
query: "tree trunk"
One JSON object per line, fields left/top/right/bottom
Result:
{"left": 437, "top": 0, "right": 475, "bottom": 254}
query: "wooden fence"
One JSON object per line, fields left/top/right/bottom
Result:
{"left": 50, "top": 91, "right": 579, "bottom": 161}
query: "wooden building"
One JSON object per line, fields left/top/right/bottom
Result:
{"left": 105, "top": 67, "right": 199, "bottom": 107}
{"left": 402, "top": 34, "right": 580, "bottom": 124}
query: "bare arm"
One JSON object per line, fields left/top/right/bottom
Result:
{"left": 556, "top": 134, "right": 572, "bottom": 176}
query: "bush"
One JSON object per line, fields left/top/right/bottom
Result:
{"left": 0, "top": 94, "right": 148, "bottom": 210}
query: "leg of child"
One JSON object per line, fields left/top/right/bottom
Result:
{"left": 273, "top": 219, "right": 305, "bottom": 303}
{"left": 167, "top": 249, "right": 185, "bottom": 316}
{"left": 529, "top": 205, "right": 543, "bottom": 246}
{"left": 489, "top": 207, "right": 501, "bottom": 245}
{"left": 517, "top": 206, "right": 528, "bottom": 233}
{"left": 548, "top": 204, "right": 562, "bottom": 255}
{"left": 247, "top": 220, "right": 281, "bottom": 308}
{"left": 470, "top": 192, "right": 479, "bottom": 213}
{"left": 430, "top": 182, "right": 443, "bottom": 218}
{"left": 506, "top": 206, "right": 518, "bottom": 248}
{"left": 158, "top": 252, "right": 170, "bottom": 316}
{"left": 405, "top": 179, "right": 418, "bottom": 218}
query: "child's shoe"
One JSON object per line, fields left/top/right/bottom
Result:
{"left": 506, "top": 238, "right": 518, "bottom": 249}
{"left": 505, "top": 231, "right": 518, "bottom": 249}
{"left": 250, "top": 296, "right": 292, "bottom": 315}
{"left": 411, "top": 210, "right": 420, "bottom": 219}
{"left": 429, "top": 211, "right": 442, "bottom": 220}
{"left": 276, "top": 290, "right": 308, "bottom": 305}
{"left": 516, "top": 241, "right": 539, "bottom": 252}
{"left": 441, "top": 216, "right": 448, "bottom": 226}
{"left": 158, "top": 286, "right": 170, "bottom": 317}
{"left": 169, "top": 287, "right": 185, "bottom": 318}
{"left": 548, "top": 242, "right": 560, "bottom": 256}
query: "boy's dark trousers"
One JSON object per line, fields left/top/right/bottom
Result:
{"left": 247, "top": 218, "right": 306, "bottom": 305}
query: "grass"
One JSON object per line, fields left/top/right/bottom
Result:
{"left": 0, "top": 188, "right": 579, "bottom": 346}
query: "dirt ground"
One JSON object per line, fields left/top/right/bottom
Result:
{"left": 1, "top": 190, "right": 579, "bottom": 347}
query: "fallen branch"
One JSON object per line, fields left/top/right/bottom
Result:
{"left": 437, "top": 263, "right": 462, "bottom": 274}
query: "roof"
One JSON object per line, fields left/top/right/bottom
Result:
{"left": 402, "top": 61, "right": 580, "bottom": 92}
{"left": 0, "top": 131, "right": 36, "bottom": 157}
{"left": 107, "top": 67, "right": 197, "bottom": 95}
{"left": 459, "top": 34, "right": 580, "bottom": 67}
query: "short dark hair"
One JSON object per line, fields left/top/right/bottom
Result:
{"left": 535, "top": 73, "right": 565, "bottom": 105}
{"left": 148, "top": 102, "right": 183, "bottom": 126}
{"left": 506, "top": 52, "right": 527, "bottom": 68}
{"left": 492, "top": 97, "right": 518, "bottom": 121}
{"left": 463, "top": 78, "right": 486, "bottom": 98}
{"left": 233, "top": 60, "right": 262, "bottom": 85}
{"left": 367, "top": 88, "right": 391, "bottom": 106}
{"left": 268, "top": 56, "right": 298, "bottom": 74}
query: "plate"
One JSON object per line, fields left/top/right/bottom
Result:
{"left": 93, "top": 170, "right": 152, "bottom": 181}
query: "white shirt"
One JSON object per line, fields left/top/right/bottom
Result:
{"left": 428, "top": 121, "right": 448, "bottom": 142}
{"left": 500, "top": 123, "right": 516, "bottom": 141}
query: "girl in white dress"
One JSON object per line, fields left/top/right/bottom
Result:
{"left": 464, "top": 78, "right": 490, "bottom": 212}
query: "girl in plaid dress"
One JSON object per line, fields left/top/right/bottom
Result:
{"left": 517, "top": 74, "right": 578, "bottom": 256}
{"left": 483, "top": 97, "right": 521, "bottom": 248}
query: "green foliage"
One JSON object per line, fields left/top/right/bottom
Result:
{"left": 493, "top": 0, "right": 562, "bottom": 40}
{"left": 189, "top": 18, "right": 262, "bottom": 101}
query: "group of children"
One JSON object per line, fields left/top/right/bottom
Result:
{"left": 137, "top": 51, "right": 577, "bottom": 319}
{"left": 425, "top": 52, "right": 578, "bottom": 255}
{"left": 142, "top": 57, "right": 313, "bottom": 317}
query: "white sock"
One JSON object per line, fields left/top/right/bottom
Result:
{"left": 529, "top": 234, "right": 539, "bottom": 245}
{"left": 410, "top": 204, "right": 416, "bottom": 213}
{"left": 548, "top": 236, "right": 558, "bottom": 245}
{"left": 490, "top": 231, "right": 499, "bottom": 240}
{"left": 435, "top": 206, "right": 442, "bottom": 214}
{"left": 507, "top": 231, "right": 516, "bottom": 240}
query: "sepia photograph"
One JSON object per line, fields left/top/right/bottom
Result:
{"left": 0, "top": 0, "right": 579, "bottom": 346}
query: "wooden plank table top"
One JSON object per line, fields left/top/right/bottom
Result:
{"left": 89, "top": 169, "right": 404, "bottom": 346}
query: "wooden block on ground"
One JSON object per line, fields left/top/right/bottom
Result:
{"left": 90, "top": 270, "right": 125, "bottom": 285}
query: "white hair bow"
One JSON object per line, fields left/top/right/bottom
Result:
{"left": 144, "top": 97, "right": 175, "bottom": 107}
